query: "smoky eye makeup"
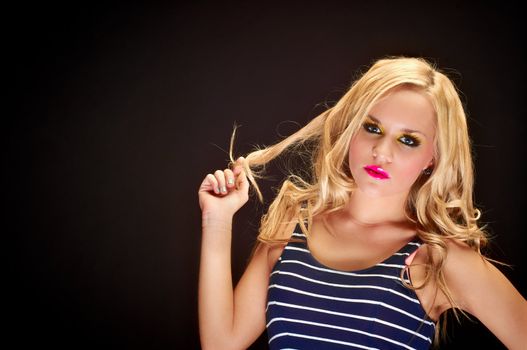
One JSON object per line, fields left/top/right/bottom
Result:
{"left": 363, "top": 115, "right": 424, "bottom": 147}
{"left": 398, "top": 134, "right": 421, "bottom": 147}
{"left": 362, "top": 120, "right": 383, "bottom": 134}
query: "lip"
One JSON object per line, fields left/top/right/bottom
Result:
{"left": 363, "top": 165, "right": 390, "bottom": 180}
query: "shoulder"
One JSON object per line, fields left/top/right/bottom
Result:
{"left": 441, "top": 239, "right": 503, "bottom": 309}
{"left": 415, "top": 237, "right": 482, "bottom": 269}
{"left": 417, "top": 238, "right": 496, "bottom": 309}
{"left": 435, "top": 238, "right": 484, "bottom": 274}
{"left": 440, "top": 238, "right": 487, "bottom": 283}
{"left": 411, "top": 238, "right": 488, "bottom": 313}
{"left": 417, "top": 238, "right": 486, "bottom": 276}
{"left": 431, "top": 239, "right": 527, "bottom": 349}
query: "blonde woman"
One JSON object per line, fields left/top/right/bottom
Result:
{"left": 198, "top": 57, "right": 527, "bottom": 349}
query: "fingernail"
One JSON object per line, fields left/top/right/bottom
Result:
{"left": 227, "top": 178, "right": 234, "bottom": 185}
{"left": 214, "top": 187, "right": 220, "bottom": 194}
{"left": 220, "top": 186, "right": 227, "bottom": 193}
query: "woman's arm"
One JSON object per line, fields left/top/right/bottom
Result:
{"left": 199, "top": 217, "right": 271, "bottom": 349}
{"left": 198, "top": 158, "right": 271, "bottom": 349}
{"left": 443, "top": 240, "right": 527, "bottom": 349}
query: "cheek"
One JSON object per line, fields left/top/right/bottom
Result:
{"left": 399, "top": 160, "right": 425, "bottom": 182}
{"left": 397, "top": 149, "right": 434, "bottom": 182}
{"left": 348, "top": 138, "right": 359, "bottom": 161}
{"left": 348, "top": 134, "right": 368, "bottom": 160}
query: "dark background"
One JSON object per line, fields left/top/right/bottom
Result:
{"left": 8, "top": 1, "right": 525, "bottom": 349}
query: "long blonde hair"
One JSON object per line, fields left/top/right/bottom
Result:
{"left": 230, "top": 56, "right": 487, "bottom": 341}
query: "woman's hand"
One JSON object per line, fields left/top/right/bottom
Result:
{"left": 198, "top": 157, "right": 250, "bottom": 220}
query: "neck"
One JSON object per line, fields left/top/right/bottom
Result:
{"left": 341, "top": 189, "right": 410, "bottom": 226}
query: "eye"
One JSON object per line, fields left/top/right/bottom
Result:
{"left": 363, "top": 122, "right": 382, "bottom": 134}
{"left": 398, "top": 135, "right": 421, "bottom": 147}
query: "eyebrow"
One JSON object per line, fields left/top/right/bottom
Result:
{"left": 367, "top": 115, "right": 428, "bottom": 138}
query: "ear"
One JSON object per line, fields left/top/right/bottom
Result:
{"left": 423, "top": 158, "right": 434, "bottom": 170}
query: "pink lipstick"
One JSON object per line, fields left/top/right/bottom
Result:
{"left": 364, "top": 165, "right": 390, "bottom": 180}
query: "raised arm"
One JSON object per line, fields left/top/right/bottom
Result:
{"left": 198, "top": 157, "right": 270, "bottom": 349}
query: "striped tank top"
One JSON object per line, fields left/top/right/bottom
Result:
{"left": 266, "top": 224, "right": 436, "bottom": 349}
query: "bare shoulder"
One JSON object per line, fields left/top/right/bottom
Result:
{"left": 412, "top": 237, "right": 527, "bottom": 348}
{"left": 441, "top": 238, "right": 489, "bottom": 283}
{"left": 435, "top": 238, "right": 521, "bottom": 312}
{"left": 410, "top": 238, "right": 490, "bottom": 317}
{"left": 440, "top": 239, "right": 527, "bottom": 349}
{"left": 420, "top": 238, "right": 488, "bottom": 283}
{"left": 414, "top": 237, "right": 483, "bottom": 269}
{"left": 445, "top": 239, "right": 489, "bottom": 268}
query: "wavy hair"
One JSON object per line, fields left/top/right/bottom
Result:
{"left": 229, "top": 56, "right": 488, "bottom": 343}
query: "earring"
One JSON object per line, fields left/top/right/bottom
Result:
{"left": 423, "top": 167, "right": 433, "bottom": 176}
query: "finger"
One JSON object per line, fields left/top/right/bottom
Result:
{"left": 235, "top": 169, "right": 249, "bottom": 193}
{"left": 232, "top": 156, "right": 245, "bottom": 175}
{"left": 205, "top": 173, "right": 220, "bottom": 194}
{"left": 214, "top": 170, "right": 227, "bottom": 195}
{"left": 232, "top": 164, "right": 243, "bottom": 176}
{"left": 224, "top": 168, "right": 235, "bottom": 189}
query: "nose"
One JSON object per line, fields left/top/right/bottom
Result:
{"left": 372, "top": 138, "right": 393, "bottom": 164}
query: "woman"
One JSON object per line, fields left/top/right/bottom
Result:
{"left": 198, "top": 57, "right": 527, "bottom": 349}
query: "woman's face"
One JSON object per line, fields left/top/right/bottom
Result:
{"left": 348, "top": 87, "right": 436, "bottom": 198}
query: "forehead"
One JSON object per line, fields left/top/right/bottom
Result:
{"left": 368, "top": 87, "right": 436, "bottom": 137}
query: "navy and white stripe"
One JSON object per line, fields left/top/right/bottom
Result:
{"left": 266, "top": 225, "right": 435, "bottom": 349}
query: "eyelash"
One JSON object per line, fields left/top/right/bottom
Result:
{"left": 362, "top": 122, "right": 421, "bottom": 148}
{"left": 399, "top": 135, "right": 421, "bottom": 147}
{"left": 363, "top": 122, "right": 382, "bottom": 134}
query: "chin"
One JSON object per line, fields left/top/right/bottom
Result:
{"left": 354, "top": 182, "right": 387, "bottom": 197}
{"left": 355, "top": 180, "right": 410, "bottom": 199}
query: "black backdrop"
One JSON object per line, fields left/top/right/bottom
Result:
{"left": 8, "top": 2, "right": 525, "bottom": 349}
